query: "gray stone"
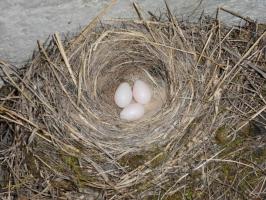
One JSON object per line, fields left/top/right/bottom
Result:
{"left": 0, "top": 0, "right": 265, "bottom": 64}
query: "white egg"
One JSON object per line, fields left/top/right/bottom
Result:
{"left": 120, "top": 103, "right": 145, "bottom": 121}
{"left": 133, "top": 80, "right": 152, "bottom": 104}
{"left": 114, "top": 82, "right": 133, "bottom": 108}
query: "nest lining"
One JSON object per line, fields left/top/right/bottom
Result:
{"left": 0, "top": 3, "right": 266, "bottom": 200}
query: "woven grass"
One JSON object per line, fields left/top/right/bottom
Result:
{"left": 0, "top": 2, "right": 266, "bottom": 199}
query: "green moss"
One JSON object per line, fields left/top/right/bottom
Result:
{"left": 119, "top": 146, "right": 167, "bottom": 170}
{"left": 219, "top": 136, "right": 245, "bottom": 158}
{"left": 216, "top": 129, "right": 265, "bottom": 196}
{"left": 239, "top": 123, "right": 251, "bottom": 137}
{"left": 60, "top": 153, "right": 95, "bottom": 187}
{"left": 165, "top": 195, "right": 182, "bottom": 200}
{"left": 189, "top": 169, "right": 202, "bottom": 180}
{"left": 214, "top": 126, "right": 228, "bottom": 145}
{"left": 250, "top": 146, "right": 266, "bottom": 164}
{"left": 142, "top": 194, "right": 182, "bottom": 200}
{"left": 219, "top": 163, "right": 237, "bottom": 182}
{"left": 119, "top": 153, "right": 146, "bottom": 169}
{"left": 24, "top": 151, "right": 41, "bottom": 178}
{"left": 221, "top": 164, "right": 230, "bottom": 177}
{"left": 62, "top": 154, "right": 79, "bottom": 169}
{"left": 149, "top": 152, "right": 167, "bottom": 168}
{"left": 0, "top": 165, "right": 9, "bottom": 188}
{"left": 136, "top": 181, "right": 154, "bottom": 193}
{"left": 50, "top": 179, "right": 77, "bottom": 190}
{"left": 184, "top": 189, "right": 193, "bottom": 200}
{"left": 258, "top": 23, "right": 266, "bottom": 34}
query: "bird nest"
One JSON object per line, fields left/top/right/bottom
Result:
{"left": 1, "top": 2, "right": 266, "bottom": 200}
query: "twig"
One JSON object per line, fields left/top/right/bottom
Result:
{"left": 219, "top": 7, "right": 255, "bottom": 24}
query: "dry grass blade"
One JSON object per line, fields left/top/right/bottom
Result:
{"left": 53, "top": 32, "right": 77, "bottom": 86}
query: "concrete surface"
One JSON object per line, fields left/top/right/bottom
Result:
{"left": 0, "top": 0, "right": 266, "bottom": 64}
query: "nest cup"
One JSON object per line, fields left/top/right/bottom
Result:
{"left": 83, "top": 29, "right": 197, "bottom": 151}
{"left": 0, "top": 3, "right": 266, "bottom": 200}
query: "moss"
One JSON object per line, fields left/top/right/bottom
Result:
{"left": 221, "top": 164, "right": 230, "bottom": 177}
{"left": 143, "top": 194, "right": 182, "bottom": 200}
{"left": 219, "top": 163, "right": 237, "bottom": 182}
{"left": 0, "top": 165, "right": 9, "bottom": 188}
{"left": 219, "top": 136, "right": 246, "bottom": 158}
{"left": 214, "top": 126, "right": 229, "bottom": 145}
{"left": 163, "top": 189, "right": 202, "bottom": 200}
{"left": 164, "top": 195, "right": 182, "bottom": 200}
{"left": 24, "top": 151, "right": 41, "bottom": 178}
{"left": 119, "top": 153, "right": 146, "bottom": 169}
{"left": 62, "top": 154, "right": 79, "bottom": 169}
{"left": 136, "top": 181, "right": 154, "bottom": 193}
{"left": 184, "top": 189, "right": 193, "bottom": 200}
{"left": 216, "top": 131, "right": 265, "bottom": 197}
{"left": 239, "top": 123, "right": 251, "bottom": 137}
{"left": 50, "top": 178, "right": 77, "bottom": 191}
{"left": 60, "top": 153, "right": 95, "bottom": 188}
{"left": 189, "top": 169, "right": 202, "bottom": 180}
{"left": 250, "top": 146, "right": 266, "bottom": 164}
{"left": 141, "top": 186, "right": 204, "bottom": 200}
{"left": 219, "top": 164, "right": 264, "bottom": 198}
{"left": 119, "top": 146, "right": 167, "bottom": 170}
{"left": 258, "top": 23, "right": 266, "bottom": 33}
{"left": 219, "top": 124, "right": 265, "bottom": 162}
{"left": 149, "top": 152, "right": 167, "bottom": 168}
{"left": 7, "top": 176, "right": 33, "bottom": 190}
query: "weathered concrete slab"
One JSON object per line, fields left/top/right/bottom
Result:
{"left": 0, "top": 0, "right": 265, "bottom": 64}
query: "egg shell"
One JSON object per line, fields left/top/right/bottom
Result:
{"left": 114, "top": 82, "right": 133, "bottom": 108}
{"left": 120, "top": 103, "right": 145, "bottom": 121}
{"left": 133, "top": 80, "right": 152, "bottom": 104}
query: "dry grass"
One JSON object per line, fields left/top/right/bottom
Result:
{"left": 0, "top": 1, "right": 266, "bottom": 199}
